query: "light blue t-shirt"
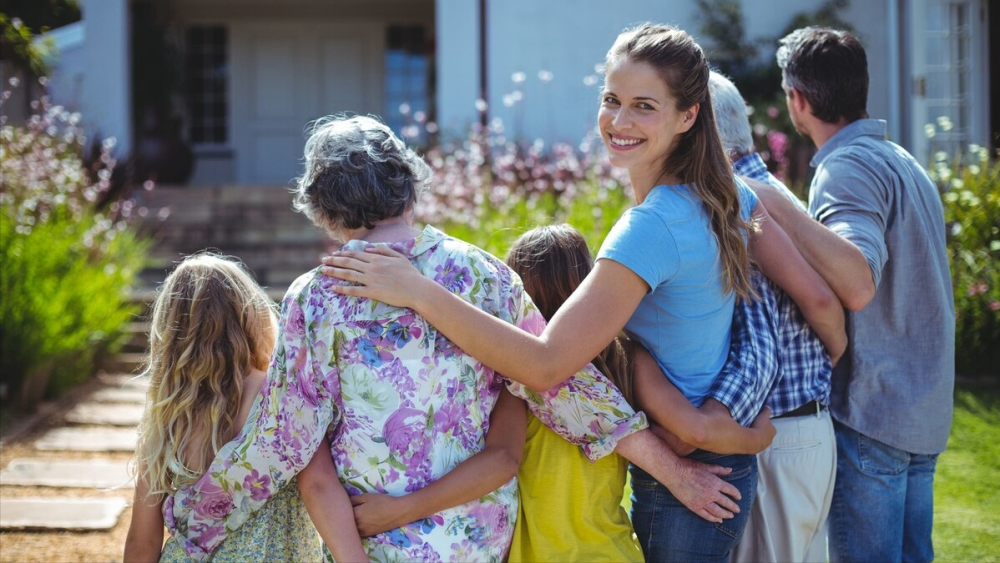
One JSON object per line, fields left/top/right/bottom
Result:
{"left": 597, "top": 180, "right": 758, "bottom": 406}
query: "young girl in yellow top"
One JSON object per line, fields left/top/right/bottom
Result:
{"left": 123, "top": 253, "right": 367, "bottom": 563}
{"left": 346, "top": 225, "right": 773, "bottom": 562}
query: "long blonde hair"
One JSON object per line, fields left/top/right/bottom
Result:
{"left": 607, "top": 24, "right": 758, "bottom": 301}
{"left": 136, "top": 253, "right": 277, "bottom": 495}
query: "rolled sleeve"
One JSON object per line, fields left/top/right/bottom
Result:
{"left": 810, "top": 154, "right": 890, "bottom": 289}
{"left": 709, "top": 270, "right": 781, "bottom": 426}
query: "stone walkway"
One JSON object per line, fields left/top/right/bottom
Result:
{"left": 0, "top": 372, "right": 148, "bottom": 562}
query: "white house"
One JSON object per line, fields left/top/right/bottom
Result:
{"left": 42, "top": 0, "right": 995, "bottom": 186}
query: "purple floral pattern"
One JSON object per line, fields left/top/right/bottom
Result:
{"left": 163, "top": 226, "right": 647, "bottom": 562}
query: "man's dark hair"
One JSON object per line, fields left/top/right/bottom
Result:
{"left": 777, "top": 27, "right": 868, "bottom": 124}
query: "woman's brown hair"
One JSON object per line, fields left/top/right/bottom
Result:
{"left": 607, "top": 23, "right": 758, "bottom": 302}
{"left": 505, "top": 225, "right": 636, "bottom": 406}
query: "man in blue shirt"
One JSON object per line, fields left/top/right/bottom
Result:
{"left": 709, "top": 71, "right": 838, "bottom": 563}
{"left": 759, "top": 28, "right": 955, "bottom": 563}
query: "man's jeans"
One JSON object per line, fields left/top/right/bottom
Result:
{"left": 829, "top": 420, "right": 939, "bottom": 563}
{"left": 631, "top": 451, "right": 757, "bottom": 563}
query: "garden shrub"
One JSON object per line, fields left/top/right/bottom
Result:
{"left": 932, "top": 145, "right": 1000, "bottom": 377}
{"left": 0, "top": 94, "right": 149, "bottom": 408}
{"left": 418, "top": 128, "right": 634, "bottom": 256}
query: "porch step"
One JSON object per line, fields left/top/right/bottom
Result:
{"left": 134, "top": 185, "right": 332, "bottom": 289}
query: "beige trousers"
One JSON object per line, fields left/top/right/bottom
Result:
{"left": 732, "top": 408, "right": 836, "bottom": 563}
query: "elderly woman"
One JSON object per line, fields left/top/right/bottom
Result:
{"left": 162, "top": 115, "right": 740, "bottom": 562}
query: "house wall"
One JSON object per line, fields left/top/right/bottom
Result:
{"left": 80, "top": 0, "right": 131, "bottom": 154}
{"left": 436, "top": 0, "right": 891, "bottom": 147}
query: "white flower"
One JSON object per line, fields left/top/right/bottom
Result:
{"left": 399, "top": 103, "right": 411, "bottom": 115}
{"left": 924, "top": 124, "right": 936, "bottom": 138}
{"left": 475, "top": 99, "right": 488, "bottom": 112}
{"left": 936, "top": 116, "right": 953, "bottom": 131}
{"left": 935, "top": 151, "right": 948, "bottom": 162}
{"left": 583, "top": 75, "right": 598, "bottom": 87}
{"left": 511, "top": 71, "right": 526, "bottom": 83}
{"left": 538, "top": 70, "right": 554, "bottom": 82}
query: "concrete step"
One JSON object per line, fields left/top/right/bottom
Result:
{"left": 65, "top": 402, "right": 144, "bottom": 426}
{"left": 91, "top": 387, "right": 147, "bottom": 404}
{"left": 0, "top": 497, "right": 128, "bottom": 530}
{"left": 101, "top": 352, "right": 146, "bottom": 375}
{"left": 1, "top": 458, "right": 132, "bottom": 489}
{"left": 35, "top": 427, "right": 137, "bottom": 452}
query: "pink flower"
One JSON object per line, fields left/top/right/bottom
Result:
{"left": 988, "top": 300, "right": 1000, "bottom": 311}
{"left": 191, "top": 481, "right": 234, "bottom": 521}
{"left": 968, "top": 282, "right": 988, "bottom": 296}
{"left": 242, "top": 469, "right": 272, "bottom": 502}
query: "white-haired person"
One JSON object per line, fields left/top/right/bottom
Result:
{"left": 159, "top": 114, "right": 747, "bottom": 562}
{"left": 710, "top": 70, "right": 840, "bottom": 563}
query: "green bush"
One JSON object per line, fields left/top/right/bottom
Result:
{"left": 0, "top": 96, "right": 149, "bottom": 408}
{"left": 933, "top": 145, "right": 1000, "bottom": 377}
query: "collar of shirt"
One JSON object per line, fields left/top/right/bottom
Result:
{"left": 811, "top": 119, "right": 888, "bottom": 168}
{"left": 732, "top": 152, "right": 771, "bottom": 183}
{"left": 339, "top": 224, "right": 443, "bottom": 259}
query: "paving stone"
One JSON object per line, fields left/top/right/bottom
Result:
{"left": 100, "top": 373, "right": 151, "bottom": 390}
{"left": 34, "top": 427, "right": 137, "bottom": 452}
{"left": 1, "top": 458, "right": 133, "bottom": 489}
{"left": 65, "top": 403, "right": 144, "bottom": 426}
{"left": 91, "top": 387, "right": 148, "bottom": 404}
{"left": 0, "top": 497, "right": 128, "bottom": 530}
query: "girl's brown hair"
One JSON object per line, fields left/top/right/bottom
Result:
{"left": 136, "top": 253, "right": 278, "bottom": 495}
{"left": 607, "top": 23, "right": 758, "bottom": 302}
{"left": 505, "top": 225, "right": 636, "bottom": 406}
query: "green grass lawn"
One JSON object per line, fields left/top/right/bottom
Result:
{"left": 933, "top": 387, "right": 1000, "bottom": 562}
{"left": 620, "top": 387, "right": 1000, "bottom": 562}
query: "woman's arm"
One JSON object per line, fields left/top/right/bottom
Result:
{"left": 749, "top": 202, "right": 847, "bottom": 366}
{"left": 297, "top": 439, "right": 368, "bottom": 563}
{"left": 632, "top": 347, "right": 775, "bottom": 454}
{"left": 123, "top": 465, "right": 165, "bottom": 563}
{"left": 323, "top": 249, "right": 646, "bottom": 392}
{"left": 351, "top": 387, "right": 527, "bottom": 536}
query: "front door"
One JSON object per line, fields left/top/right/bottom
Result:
{"left": 230, "top": 22, "right": 384, "bottom": 185}
{"left": 908, "top": 0, "right": 990, "bottom": 163}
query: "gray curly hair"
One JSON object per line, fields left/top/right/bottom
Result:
{"left": 292, "top": 114, "right": 432, "bottom": 234}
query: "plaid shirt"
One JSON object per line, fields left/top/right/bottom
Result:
{"left": 709, "top": 268, "right": 781, "bottom": 426}
{"left": 731, "top": 153, "right": 832, "bottom": 416}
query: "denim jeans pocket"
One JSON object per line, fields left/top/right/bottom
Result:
{"left": 713, "top": 455, "right": 757, "bottom": 541}
{"left": 858, "top": 433, "right": 909, "bottom": 476}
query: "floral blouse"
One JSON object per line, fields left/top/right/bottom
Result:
{"left": 164, "top": 225, "right": 647, "bottom": 562}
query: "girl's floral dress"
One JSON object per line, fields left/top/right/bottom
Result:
{"left": 163, "top": 225, "right": 647, "bottom": 562}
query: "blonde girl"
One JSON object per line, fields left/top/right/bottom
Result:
{"left": 123, "top": 253, "right": 366, "bottom": 563}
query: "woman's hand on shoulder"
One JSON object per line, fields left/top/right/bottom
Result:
{"left": 321, "top": 247, "right": 427, "bottom": 309}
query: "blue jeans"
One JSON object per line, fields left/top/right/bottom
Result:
{"left": 630, "top": 451, "right": 757, "bottom": 563}
{"left": 829, "top": 420, "right": 939, "bottom": 563}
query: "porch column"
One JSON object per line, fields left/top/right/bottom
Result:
{"left": 80, "top": 0, "right": 131, "bottom": 155}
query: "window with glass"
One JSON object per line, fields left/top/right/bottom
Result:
{"left": 384, "top": 25, "right": 432, "bottom": 144}
{"left": 185, "top": 25, "right": 228, "bottom": 145}
{"left": 922, "top": 1, "right": 973, "bottom": 155}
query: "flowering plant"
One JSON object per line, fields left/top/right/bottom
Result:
{"left": 0, "top": 83, "right": 150, "bottom": 408}
{"left": 930, "top": 139, "right": 1000, "bottom": 377}
{"left": 415, "top": 122, "right": 634, "bottom": 256}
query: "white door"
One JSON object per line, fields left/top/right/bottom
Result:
{"left": 230, "top": 22, "right": 384, "bottom": 185}
{"left": 909, "top": 0, "right": 990, "bottom": 164}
